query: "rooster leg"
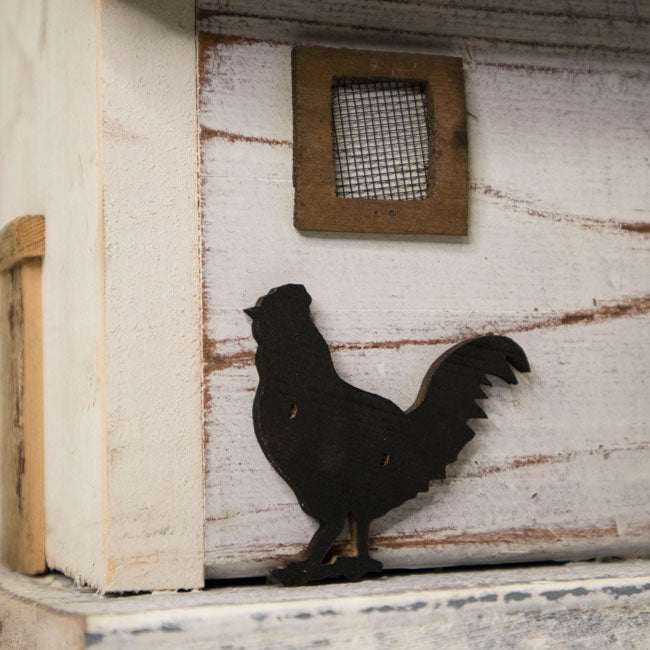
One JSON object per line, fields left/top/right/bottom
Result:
{"left": 268, "top": 517, "right": 345, "bottom": 586}
{"left": 349, "top": 517, "right": 370, "bottom": 560}
{"left": 349, "top": 516, "right": 383, "bottom": 575}
{"left": 303, "top": 517, "right": 346, "bottom": 564}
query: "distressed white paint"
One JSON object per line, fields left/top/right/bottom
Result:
{"left": 99, "top": 0, "right": 203, "bottom": 591}
{"left": 0, "top": 0, "right": 203, "bottom": 591}
{"left": 200, "top": 27, "right": 650, "bottom": 576}
{"left": 2, "top": 560, "right": 650, "bottom": 648}
{"left": 0, "top": 0, "right": 106, "bottom": 586}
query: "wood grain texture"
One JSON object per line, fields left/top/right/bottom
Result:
{"left": 199, "top": 14, "right": 650, "bottom": 578}
{"left": 1, "top": 560, "right": 650, "bottom": 648}
{"left": 0, "top": 215, "right": 45, "bottom": 273}
{"left": 293, "top": 46, "right": 468, "bottom": 235}
{"left": 0, "top": 259, "right": 45, "bottom": 575}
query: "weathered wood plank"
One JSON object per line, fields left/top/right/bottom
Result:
{"left": 198, "top": 0, "right": 650, "bottom": 57}
{"left": 0, "top": 216, "right": 45, "bottom": 576}
{"left": 204, "top": 312, "right": 650, "bottom": 576}
{"left": 0, "top": 587, "right": 84, "bottom": 650}
{"left": 200, "top": 31, "right": 649, "bottom": 578}
{"left": 1, "top": 560, "right": 650, "bottom": 648}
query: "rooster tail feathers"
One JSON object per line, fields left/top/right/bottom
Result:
{"left": 404, "top": 335, "right": 529, "bottom": 479}
{"left": 408, "top": 335, "right": 529, "bottom": 418}
{"left": 401, "top": 335, "right": 529, "bottom": 483}
{"left": 495, "top": 336, "right": 530, "bottom": 375}
{"left": 463, "top": 335, "right": 530, "bottom": 384}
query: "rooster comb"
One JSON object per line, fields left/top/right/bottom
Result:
{"left": 267, "top": 283, "right": 312, "bottom": 306}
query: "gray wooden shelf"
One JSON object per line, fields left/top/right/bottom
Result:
{"left": 2, "top": 559, "right": 649, "bottom": 648}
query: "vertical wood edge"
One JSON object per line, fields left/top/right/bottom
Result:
{"left": 0, "top": 216, "right": 45, "bottom": 576}
{"left": 99, "top": 0, "right": 204, "bottom": 592}
{"left": 19, "top": 261, "right": 46, "bottom": 574}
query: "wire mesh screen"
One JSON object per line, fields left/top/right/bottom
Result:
{"left": 331, "top": 79, "right": 430, "bottom": 200}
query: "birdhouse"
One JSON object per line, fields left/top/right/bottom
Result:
{"left": 1, "top": 0, "right": 649, "bottom": 604}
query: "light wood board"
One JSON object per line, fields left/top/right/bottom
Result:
{"left": 0, "top": 217, "right": 45, "bottom": 575}
{"left": 199, "top": 9, "right": 650, "bottom": 578}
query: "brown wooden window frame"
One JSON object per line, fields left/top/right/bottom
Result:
{"left": 292, "top": 45, "right": 468, "bottom": 236}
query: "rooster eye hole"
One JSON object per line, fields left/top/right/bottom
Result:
{"left": 380, "top": 452, "right": 390, "bottom": 466}
{"left": 289, "top": 404, "right": 298, "bottom": 419}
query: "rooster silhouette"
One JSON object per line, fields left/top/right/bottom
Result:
{"left": 245, "top": 284, "right": 530, "bottom": 585}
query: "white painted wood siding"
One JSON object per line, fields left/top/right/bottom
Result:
{"left": 199, "top": 3, "right": 650, "bottom": 577}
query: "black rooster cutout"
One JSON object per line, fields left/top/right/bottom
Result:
{"left": 245, "top": 284, "right": 530, "bottom": 586}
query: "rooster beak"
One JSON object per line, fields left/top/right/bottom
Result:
{"left": 244, "top": 306, "right": 259, "bottom": 319}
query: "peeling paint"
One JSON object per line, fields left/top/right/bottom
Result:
{"left": 448, "top": 594, "right": 497, "bottom": 608}
{"left": 361, "top": 600, "right": 427, "bottom": 614}
{"left": 131, "top": 623, "right": 183, "bottom": 636}
{"left": 602, "top": 583, "right": 650, "bottom": 599}
{"left": 540, "top": 587, "right": 589, "bottom": 601}
{"left": 201, "top": 126, "right": 292, "bottom": 148}
{"left": 199, "top": 30, "right": 274, "bottom": 49}
{"left": 318, "top": 609, "right": 337, "bottom": 616}
{"left": 505, "top": 591, "right": 532, "bottom": 603}
{"left": 475, "top": 60, "right": 650, "bottom": 82}
{"left": 474, "top": 183, "right": 649, "bottom": 236}
{"left": 199, "top": 31, "right": 650, "bottom": 82}
{"left": 621, "top": 222, "right": 650, "bottom": 234}
{"left": 463, "top": 442, "right": 650, "bottom": 479}
{"left": 374, "top": 523, "right": 619, "bottom": 552}
{"left": 220, "top": 522, "right": 626, "bottom": 558}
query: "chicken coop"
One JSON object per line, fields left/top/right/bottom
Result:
{"left": 1, "top": 0, "right": 649, "bottom": 647}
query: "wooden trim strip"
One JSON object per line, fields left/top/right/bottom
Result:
{"left": 0, "top": 216, "right": 46, "bottom": 273}
{"left": 0, "top": 216, "right": 46, "bottom": 575}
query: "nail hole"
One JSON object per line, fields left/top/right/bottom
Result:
{"left": 289, "top": 404, "right": 298, "bottom": 419}
{"left": 380, "top": 452, "right": 390, "bottom": 466}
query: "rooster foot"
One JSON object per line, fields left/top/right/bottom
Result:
{"left": 268, "top": 560, "right": 314, "bottom": 586}
{"left": 326, "top": 555, "right": 383, "bottom": 582}
{"left": 269, "top": 556, "right": 383, "bottom": 586}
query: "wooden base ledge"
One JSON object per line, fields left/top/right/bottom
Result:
{"left": 1, "top": 559, "right": 649, "bottom": 648}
